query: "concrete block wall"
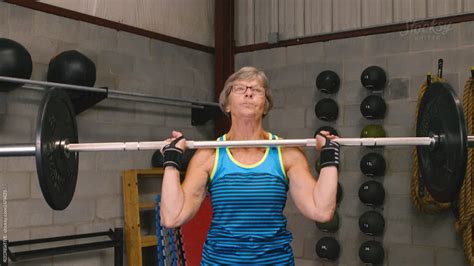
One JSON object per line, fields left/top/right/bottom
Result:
{"left": 236, "top": 21, "right": 473, "bottom": 265}
{"left": 0, "top": 2, "right": 214, "bottom": 265}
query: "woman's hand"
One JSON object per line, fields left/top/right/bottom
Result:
{"left": 315, "top": 130, "right": 338, "bottom": 151}
{"left": 161, "top": 130, "right": 187, "bottom": 154}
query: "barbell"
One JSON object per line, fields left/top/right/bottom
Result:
{"left": 0, "top": 81, "right": 470, "bottom": 210}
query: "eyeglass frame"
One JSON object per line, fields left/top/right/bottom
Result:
{"left": 231, "top": 84, "right": 266, "bottom": 95}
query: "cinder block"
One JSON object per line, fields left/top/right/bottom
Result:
{"left": 342, "top": 103, "right": 365, "bottom": 126}
{"left": 164, "top": 65, "right": 195, "bottom": 89}
{"left": 30, "top": 225, "right": 76, "bottom": 249}
{"left": 385, "top": 194, "right": 416, "bottom": 222}
{"left": 339, "top": 145, "right": 364, "bottom": 171}
{"left": 291, "top": 237, "right": 304, "bottom": 258}
{"left": 265, "top": 65, "right": 305, "bottom": 91}
{"left": 340, "top": 80, "right": 368, "bottom": 104}
{"left": 8, "top": 5, "right": 35, "bottom": 39}
{"left": 287, "top": 212, "right": 318, "bottom": 237}
{"left": 77, "top": 21, "right": 118, "bottom": 51}
{"left": 384, "top": 100, "right": 414, "bottom": 125}
{"left": 435, "top": 248, "right": 468, "bottom": 266}
{"left": 293, "top": 258, "right": 319, "bottom": 266}
{"left": 133, "top": 57, "right": 165, "bottom": 87}
{"left": 385, "top": 147, "right": 412, "bottom": 172}
{"left": 97, "top": 51, "right": 134, "bottom": 76}
{"left": 287, "top": 42, "right": 325, "bottom": 66}
{"left": 0, "top": 115, "right": 33, "bottom": 142}
{"left": 131, "top": 151, "right": 154, "bottom": 169}
{"left": 339, "top": 194, "right": 372, "bottom": 218}
{"left": 459, "top": 21, "right": 474, "bottom": 46}
{"left": 74, "top": 171, "right": 121, "bottom": 199}
{"left": 96, "top": 152, "right": 135, "bottom": 171}
{"left": 251, "top": 47, "right": 286, "bottom": 70}
{"left": 165, "top": 107, "right": 193, "bottom": 129}
{"left": 387, "top": 51, "right": 434, "bottom": 78}
{"left": 53, "top": 199, "right": 95, "bottom": 224}
{"left": 117, "top": 31, "right": 151, "bottom": 59}
{"left": 338, "top": 171, "right": 366, "bottom": 196}
{"left": 8, "top": 199, "right": 53, "bottom": 228}
{"left": 324, "top": 36, "right": 365, "bottom": 60}
{"left": 0, "top": 172, "right": 29, "bottom": 200}
{"left": 52, "top": 251, "right": 107, "bottom": 266}
{"left": 235, "top": 53, "right": 254, "bottom": 70}
{"left": 6, "top": 91, "right": 43, "bottom": 117}
{"left": 78, "top": 121, "right": 153, "bottom": 142}
{"left": 7, "top": 157, "right": 36, "bottom": 172}
{"left": 76, "top": 220, "right": 115, "bottom": 235}
{"left": 412, "top": 214, "right": 460, "bottom": 248}
{"left": 284, "top": 86, "right": 315, "bottom": 108}
{"left": 0, "top": 3, "right": 9, "bottom": 36}
{"left": 383, "top": 220, "right": 412, "bottom": 244}
{"left": 7, "top": 228, "right": 29, "bottom": 242}
{"left": 387, "top": 78, "right": 410, "bottom": 100}
{"left": 97, "top": 195, "right": 123, "bottom": 219}
{"left": 31, "top": 171, "right": 43, "bottom": 199}
{"left": 33, "top": 12, "right": 79, "bottom": 44}
{"left": 409, "top": 24, "right": 459, "bottom": 52}
{"left": 388, "top": 243, "right": 435, "bottom": 266}
{"left": 337, "top": 215, "right": 360, "bottom": 241}
{"left": 366, "top": 32, "right": 410, "bottom": 56}
{"left": 134, "top": 102, "right": 166, "bottom": 126}
{"left": 267, "top": 108, "right": 306, "bottom": 131}
{"left": 95, "top": 100, "right": 135, "bottom": 125}
{"left": 383, "top": 172, "right": 411, "bottom": 196}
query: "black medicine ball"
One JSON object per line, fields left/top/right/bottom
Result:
{"left": 360, "top": 152, "right": 386, "bottom": 177}
{"left": 181, "top": 149, "right": 196, "bottom": 171}
{"left": 151, "top": 150, "right": 164, "bottom": 168}
{"left": 359, "top": 210, "right": 385, "bottom": 236}
{"left": 360, "top": 95, "right": 386, "bottom": 119}
{"left": 47, "top": 50, "right": 96, "bottom": 87}
{"left": 0, "top": 38, "right": 33, "bottom": 90}
{"left": 359, "top": 180, "right": 385, "bottom": 206}
{"left": 315, "top": 211, "right": 340, "bottom": 232}
{"left": 314, "top": 126, "right": 339, "bottom": 137}
{"left": 361, "top": 66, "right": 387, "bottom": 91}
{"left": 359, "top": 241, "right": 384, "bottom": 264}
{"left": 316, "top": 70, "right": 340, "bottom": 94}
{"left": 315, "top": 98, "right": 339, "bottom": 121}
{"left": 315, "top": 237, "right": 340, "bottom": 260}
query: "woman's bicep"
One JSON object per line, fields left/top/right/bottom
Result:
{"left": 178, "top": 149, "right": 214, "bottom": 223}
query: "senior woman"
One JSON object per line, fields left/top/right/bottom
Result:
{"left": 160, "top": 66, "right": 339, "bottom": 265}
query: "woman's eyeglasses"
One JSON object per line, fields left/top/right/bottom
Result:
{"left": 232, "top": 84, "right": 265, "bottom": 95}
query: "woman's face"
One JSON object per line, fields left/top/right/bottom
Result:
{"left": 226, "top": 78, "right": 266, "bottom": 119}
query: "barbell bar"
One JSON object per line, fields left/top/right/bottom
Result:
{"left": 0, "top": 75, "right": 220, "bottom": 109}
{"left": 0, "top": 82, "right": 469, "bottom": 210}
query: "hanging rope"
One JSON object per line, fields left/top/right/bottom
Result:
{"left": 456, "top": 74, "right": 474, "bottom": 265}
{"left": 410, "top": 74, "right": 451, "bottom": 213}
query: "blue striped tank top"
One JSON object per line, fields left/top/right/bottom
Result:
{"left": 201, "top": 133, "right": 294, "bottom": 265}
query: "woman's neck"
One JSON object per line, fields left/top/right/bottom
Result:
{"left": 227, "top": 117, "right": 266, "bottom": 140}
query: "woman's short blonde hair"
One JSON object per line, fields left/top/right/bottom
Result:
{"left": 218, "top": 66, "right": 274, "bottom": 117}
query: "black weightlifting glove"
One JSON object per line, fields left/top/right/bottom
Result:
{"left": 318, "top": 133, "right": 340, "bottom": 170}
{"left": 162, "top": 136, "right": 185, "bottom": 170}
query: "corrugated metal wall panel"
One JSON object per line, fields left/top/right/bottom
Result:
{"left": 362, "top": 0, "right": 393, "bottom": 27}
{"left": 333, "top": 0, "right": 362, "bottom": 31}
{"left": 427, "top": 0, "right": 463, "bottom": 17}
{"left": 393, "top": 0, "right": 427, "bottom": 22}
{"left": 255, "top": 0, "right": 272, "bottom": 43}
{"left": 39, "top": 0, "right": 214, "bottom": 46}
{"left": 304, "top": 0, "right": 332, "bottom": 36}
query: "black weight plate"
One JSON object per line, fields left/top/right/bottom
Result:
{"left": 416, "top": 82, "right": 467, "bottom": 203}
{"left": 36, "top": 89, "right": 79, "bottom": 210}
